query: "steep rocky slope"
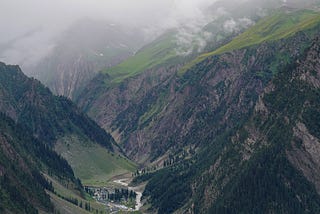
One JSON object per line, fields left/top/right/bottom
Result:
{"left": 142, "top": 10, "right": 320, "bottom": 213}
{"left": 79, "top": 7, "right": 320, "bottom": 213}
{"left": 76, "top": 1, "right": 270, "bottom": 162}
{"left": 199, "top": 33, "right": 320, "bottom": 214}
{"left": 78, "top": 8, "right": 320, "bottom": 163}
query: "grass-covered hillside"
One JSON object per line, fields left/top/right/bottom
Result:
{"left": 102, "top": 32, "right": 178, "bottom": 84}
{"left": 210, "top": 9, "right": 320, "bottom": 54}
{"left": 55, "top": 135, "right": 136, "bottom": 185}
{"left": 181, "top": 9, "right": 320, "bottom": 74}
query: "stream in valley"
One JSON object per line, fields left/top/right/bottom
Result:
{"left": 88, "top": 177, "right": 144, "bottom": 213}
{"left": 113, "top": 179, "right": 143, "bottom": 211}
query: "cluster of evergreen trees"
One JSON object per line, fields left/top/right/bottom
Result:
{"left": 108, "top": 188, "right": 136, "bottom": 202}
{"left": 84, "top": 186, "right": 136, "bottom": 202}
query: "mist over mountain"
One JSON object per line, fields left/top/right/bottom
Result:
{"left": 24, "top": 19, "right": 146, "bottom": 99}
{"left": 0, "top": 0, "right": 295, "bottom": 70}
{"left": 0, "top": 0, "right": 292, "bottom": 99}
{"left": 0, "top": 0, "right": 214, "bottom": 68}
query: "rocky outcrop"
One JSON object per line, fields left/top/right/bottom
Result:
{"left": 287, "top": 123, "right": 320, "bottom": 193}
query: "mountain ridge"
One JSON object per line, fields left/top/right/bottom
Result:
{"left": 180, "top": 8, "right": 320, "bottom": 75}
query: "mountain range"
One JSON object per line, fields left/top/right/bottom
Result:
{"left": 1, "top": 0, "right": 320, "bottom": 213}
{"left": 77, "top": 5, "right": 320, "bottom": 214}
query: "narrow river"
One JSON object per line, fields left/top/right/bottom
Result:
{"left": 113, "top": 179, "right": 143, "bottom": 211}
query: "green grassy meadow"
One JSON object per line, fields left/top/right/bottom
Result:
{"left": 44, "top": 175, "right": 106, "bottom": 214}
{"left": 102, "top": 33, "right": 177, "bottom": 84}
{"left": 55, "top": 135, "right": 137, "bottom": 186}
{"left": 180, "top": 9, "right": 320, "bottom": 75}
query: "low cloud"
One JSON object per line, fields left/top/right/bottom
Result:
{"left": 223, "top": 17, "right": 255, "bottom": 33}
{"left": 0, "top": 0, "right": 218, "bottom": 66}
{"left": 0, "top": 0, "right": 311, "bottom": 66}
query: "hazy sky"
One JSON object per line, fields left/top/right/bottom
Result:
{"left": 3, "top": 0, "right": 302, "bottom": 67}
{"left": 0, "top": 0, "right": 218, "bottom": 43}
{"left": 0, "top": 0, "right": 223, "bottom": 66}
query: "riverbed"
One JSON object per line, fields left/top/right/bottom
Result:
{"left": 113, "top": 178, "right": 143, "bottom": 211}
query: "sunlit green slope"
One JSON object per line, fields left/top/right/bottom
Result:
{"left": 102, "top": 32, "right": 178, "bottom": 84}
{"left": 55, "top": 135, "right": 137, "bottom": 186}
{"left": 181, "top": 9, "right": 320, "bottom": 75}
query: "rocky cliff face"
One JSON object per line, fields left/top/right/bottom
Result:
{"left": 191, "top": 33, "right": 320, "bottom": 213}
{"left": 77, "top": 2, "right": 319, "bottom": 164}
{"left": 285, "top": 39, "right": 320, "bottom": 193}
{"left": 139, "top": 29, "right": 320, "bottom": 214}
{"left": 78, "top": 27, "right": 313, "bottom": 164}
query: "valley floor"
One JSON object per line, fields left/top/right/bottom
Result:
{"left": 83, "top": 173, "right": 145, "bottom": 214}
